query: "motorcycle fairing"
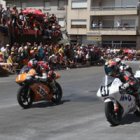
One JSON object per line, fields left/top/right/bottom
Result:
{"left": 30, "top": 83, "right": 53, "bottom": 101}
{"left": 134, "top": 70, "right": 140, "bottom": 79}
{"left": 97, "top": 76, "right": 136, "bottom": 116}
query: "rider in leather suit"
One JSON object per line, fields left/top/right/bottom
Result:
{"left": 28, "top": 59, "right": 57, "bottom": 93}
{"left": 104, "top": 59, "right": 140, "bottom": 103}
{"left": 114, "top": 58, "right": 133, "bottom": 75}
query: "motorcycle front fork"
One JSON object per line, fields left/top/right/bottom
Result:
{"left": 49, "top": 80, "right": 57, "bottom": 93}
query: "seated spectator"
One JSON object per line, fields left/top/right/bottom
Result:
{"left": 0, "top": 51, "right": 4, "bottom": 62}
{"left": 7, "top": 52, "right": 14, "bottom": 64}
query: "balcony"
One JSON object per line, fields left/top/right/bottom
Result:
{"left": 88, "top": 26, "right": 137, "bottom": 35}
{"left": 90, "top": 6, "right": 138, "bottom": 16}
{"left": 57, "top": 7, "right": 65, "bottom": 10}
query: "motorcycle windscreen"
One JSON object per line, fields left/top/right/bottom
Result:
{"left": 28, "top": 69, "right": 36, "bottom": 76}
{"left": 19, "top": 66, "right": 30, "bottom": 74}
{"left": 97, "top": 75, "right": 114, "bottom": 97}
{"left": 101, "top": 75, "right": 115, "bottom": 86}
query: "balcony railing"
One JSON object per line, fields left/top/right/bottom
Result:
{"left": 90, "top": 26, "right": 137, "bottom": 30}
{"left": 91, "top": 6, "right": 138, "bottom": 11}
{"left": 88, "top": 26, "right": 137, "bottom": 35}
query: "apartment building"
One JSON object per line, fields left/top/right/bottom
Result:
{"left": 67, "top": 0, "right": 140, "bottom": 48}
{"left": 4, "top": 0, "right": 68, "bottom": 34}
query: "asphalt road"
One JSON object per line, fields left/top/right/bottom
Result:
{"left": 0, "top": 62, "right": 140, "bottom": 140}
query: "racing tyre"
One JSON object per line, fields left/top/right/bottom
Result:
{"left": 52, "top": 82, "right": 62, "bottom": 104}
{"left": 105, "top": 102, "right": 122, "bottom": 126}
{"left": 17, "top": 86, "right": 33, "bottom": 109}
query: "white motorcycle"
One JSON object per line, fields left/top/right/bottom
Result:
{"left": 97, "top": 74, "right": 140, "bottom": 126}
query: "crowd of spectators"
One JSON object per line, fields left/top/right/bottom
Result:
{"left": 0, "top": 4, "right": 62, "bottom": 40}
{"left": 0, "top": 41, "right": 138, "bottom": 72}
{"left": 0, "top": 4, "right": 138, "bottom": 73}
{"left": 102, "top": 47, "right": 137, "bottom": 61}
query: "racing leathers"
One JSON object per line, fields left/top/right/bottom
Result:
{"left": 36, "top": 61, "right": 57, "bottom": 93}
{"left": 105, "top": 60, "right": 140, "bottom": 103}
{"left": 114, "top": 58, "right": 133, "bottom": 75}
{"left": 28, "top": 59, "right": 57, "bottom": 94}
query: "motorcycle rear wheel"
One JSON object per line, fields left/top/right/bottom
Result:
{"left": 51, "top": 82, "right": 62, "bottom": 104}
{"left": 17, "top": 86, "right": 33, "bottom": 109}
{"left": 105, "top": 102, "right": 122, "bottom": 126}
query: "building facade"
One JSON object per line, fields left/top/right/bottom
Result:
{"left": 3, "top": 0, "right": 140, "bottom": 48}
{"left": 67, "top": 0, "right": 140, "bottom": 48}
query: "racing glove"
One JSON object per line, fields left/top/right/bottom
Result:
{"left": 121, "top": 83, "right": 129, "bottom": 90}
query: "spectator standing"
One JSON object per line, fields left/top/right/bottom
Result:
{"left": 11, "top": 5, "right": 18, "bottom": 28}
{"left": 0, "top": 51, "right": 4, "bottom": 62}
{"left": 1, "top": 45, "right": 8, "bottom": 62}
{"left": 116, "top": 20, "right": 121, "bottom": 28}
{"left": 1, "top": 6, "right": 9, "bottom": 26}
{"left": 0, "top": 4, "right": 4, "bottom": 24}
{"left": 38, "top": 44, "right": 45, "bottom": 60}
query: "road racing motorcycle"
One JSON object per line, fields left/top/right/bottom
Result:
{"left": 15, "top": 67, "right": 62, "bottom": 109}
{"left": 97, "top": 74, "right": 140, "bottom": 126}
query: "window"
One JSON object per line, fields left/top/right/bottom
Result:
{"left": 71, "top": 19, "right": 87, "bottom": 28}
{"left": 121, "top": 19, "right": 136, "bottom": 28}
{"left": 22, "top": 0, "right": 43, "bottom": 9}
{"left": 71, "top": 0, "right": 87, "bottom": 9}
{"left": 7, "top": 1, "right": 20, "bottom": 7}
{"left": 58, "top": 0, "right": 65, "bottom": 10}
{"left": 58, "top": 18, "right": 65, "bottom": 27}
{"left": 122, "top": 41, "right": 136, "bottom": 48}
{"left": 22, "top": 3, "right": 26, "bottom": 9}
{"left": 102, "top": 41, "right": 136, "bottom": 48}
{"left": 6, "top": 3, "right": 12, "bottom": 7}
{"left": 44, "top": 1, "right": 51, "bottom": 10}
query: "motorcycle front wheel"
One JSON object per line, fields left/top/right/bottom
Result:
{"left": 135, "top": 105, "right": 140, "bottom": 116}
{"left": 51, "top": 82, "right": 63, "bottom": 104}
{"left": 17, "top": 86, "right": 34, "bottom": 109}
{"left": 105, "top": 102, "right": 122, "bottom": 126}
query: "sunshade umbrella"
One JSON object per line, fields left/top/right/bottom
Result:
{"left": 22, "top": 8, "right": 45, "bottom": 17}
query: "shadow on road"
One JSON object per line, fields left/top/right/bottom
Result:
{"left": 31, "top": 99, "right": 70, "bottom": 108}
{"left": 120, "top": 114, "right": 140, "bottom": 125}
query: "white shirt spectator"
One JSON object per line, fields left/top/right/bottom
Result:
{"left": 49, "top": 54, "right": 57, "bottom": 63}
{"left": 116, "top": 21, "right": 121, "bottom": 28}
{"left": 1, "top": 46, "right": 6, "bottom": 53}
